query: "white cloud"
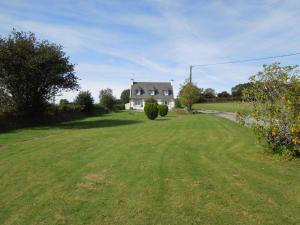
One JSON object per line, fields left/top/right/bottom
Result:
{"left": 1, "top": 0, "right": 300, "bottom": 100}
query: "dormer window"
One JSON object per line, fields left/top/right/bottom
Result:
{"left": 135, "top": 89, "right": 142, "bottom": 95}
{"left": 163, "top": 90, "right": 169, "bottom": 96}
{"left": 149, "top": 90, "right": 155, "bottom": 96}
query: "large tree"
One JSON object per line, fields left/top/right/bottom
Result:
{"left": 74, "top": 91, "right": 94, "bottom": 112}
{"left": 179, "top": 82, "right": 201, "bottom": 111}
{"left": 217, "top": 91, "right": 231, "bottom": 98}
{"left": 120, "top": 89, "right": 130, "bottom": 104}
{"left": 203, "top": 88, "right": 216, "bottom": 99}
{"left": 0, "top": 30, "right": 79, "bottom": 116}
{"left": 99, "top": 88, "right": 115, "bottom": 110}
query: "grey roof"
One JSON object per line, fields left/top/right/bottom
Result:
{"left": 130, "top": 82, "right": 174, "bottom": 100}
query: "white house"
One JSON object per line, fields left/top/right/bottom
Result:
{"left": 127, "top": 81, "right": 175, "bottom": 110}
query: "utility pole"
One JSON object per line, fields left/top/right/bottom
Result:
{"left": 189, "top": 65, "right": 193, "bottom": 83}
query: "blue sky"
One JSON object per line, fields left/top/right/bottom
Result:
{"left": 0, "top": 0, "right": 300, "bottom": 101}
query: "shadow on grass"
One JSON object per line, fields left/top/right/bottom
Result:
{"left": 55, "top": 119, "right": 142, "bottom": 129}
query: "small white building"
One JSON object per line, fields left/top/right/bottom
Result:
{"left": 128, "top": 81, "right": 175, "bottom": 110}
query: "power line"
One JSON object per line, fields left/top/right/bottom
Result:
{"left": 189, "top": 52, "right": 300, "bottom": 82}
{"left": 192, "top": 52, "right": 300, "bottom": 68}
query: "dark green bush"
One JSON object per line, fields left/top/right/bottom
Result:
{"left": 158, "top": 104, "right": 168, "bottom": 117}
{"left": 145, "top": 98, "right": 158, "bottom": 105}
{"left": 144, "top": 103, "right": 159, "bottom": 120}
{"left": 114, "top": 103, "right": 125, "bottom": 111}
{"left": 175, "top": 98, "right": 182, "bottom": 108}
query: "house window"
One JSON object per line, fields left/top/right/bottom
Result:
{"left": 149, "top": 90, "right": 155, "bottom": 96}
{"left": 135, "top": 89, "right": 142, "bottom": 95}
{"left": 164, "top": 101, "right": 169, "bottom": 105}
{"left": 134, "top": 100, "right": 142, "bottom": 106}
{"left": 163, "top": 90, "right": 169, "bottom": 96}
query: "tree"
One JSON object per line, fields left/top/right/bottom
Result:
{"left": 99, "top": 88, "right": 115, "bottom": 110}
{"left": 179, "top": 82, "right": 201, "bottom": 111}
{"left": 203, "top": 88, "right": 216, "bottom": 99}
{"left": 0, "top": 30, "right": 79, "bottom": 116}
{"left": 0, "top": 87, "right": 13, "bottom": 114}
{"left": 74, "top": 91, "right": 94, "bottom": 112}
{"left": 217, "top": 91, "right": 231, "bottom": 98}
{"left": 158, "top": 104, "right": 168, "bottom": 117}
{"left": 120, "top": 89, "right": 130, "bottom": 104}
{"left": 231, "top": 83, "right": 251, "bottom": 98}
{"left": 144, "top": 103, "right": 159, "bottom": 120}
{"left": 238, "top": 63, "right": 300, "bottom": 157}
{"left": 59, "top": 99, "right": 69, "bottom": 105}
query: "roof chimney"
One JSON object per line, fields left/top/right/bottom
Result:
{"left": 170, "top": 79, "right": 174, "bottom": 86}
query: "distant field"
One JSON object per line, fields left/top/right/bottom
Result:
{"left": 0, "top": 112, "right": 299, "bottom": 225}
{"left": 193, "top": 102, "right": 251, "bottom": 114}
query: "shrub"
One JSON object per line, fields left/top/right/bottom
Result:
{"left": 145, "top": 98, "right": 158, "bottom": 105}
{"left": 158, "top": 104, "right": 168, "bottom": 117}
{"left": 175, "top": 98, "right": 182, "bottom": 108}
{"left": 240, "top": 62, "right": 300, "bottom": 157}
{"left": 74, "top": 91, "right": 94, "bottom": 112}
{"left": 144, "top": 103, "right": 159, "bottom": 120}
{"left": 114, "top": 103, "right": 125, "bottom": 111}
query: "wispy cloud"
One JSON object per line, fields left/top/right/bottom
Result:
{"left": 0, "top": 0, "right": 300, "bottom": 101}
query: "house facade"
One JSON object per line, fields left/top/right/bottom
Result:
{"left": 128, "top": 81, "right": 175, "bottom": 110}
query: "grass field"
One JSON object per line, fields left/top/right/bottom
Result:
{"left": 193, "top": 102, "right": 251, "bottom": 113}
{"left": 0, "top": 112, "right": 299, "bottom": 225}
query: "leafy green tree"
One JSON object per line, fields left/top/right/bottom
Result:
{"left": 238, "top": 62, "right": 300, "bottom": 157}
{"left": 231, "top": 83, "right": 250, "bottom": 98}
{"left": 144, "top": 103, "right": 159, "bottom": 120}
{"left": 203, "top": 88, "right": 216, "bottom": 99}
{"left": 217, "top": 91, "right": 231, "bottom": 98}
{"left": 0, "top": 30, "right": 79, "bottom": 116}
{"left": 99, "top": 88, "right": 115, "bottom": 110}
{"left": 120, "top": 89, "right": 130, "bottom": 104}
{"left": 75, "top": 91, "right": 94, "bottom": 112}
{"left": 158, "top": 104, "right": 168, "bottom": 117}
{"left": 179, "top": 82, "right": 201, "bottom": 111}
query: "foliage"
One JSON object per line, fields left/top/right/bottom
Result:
{"left": 59, "top": 99, "right": 69, "bottom": 105}
{"left": 120, "top": 89, "right": 130, "bottom": 104}
{"left": 231, "top": 83, "right": 251, "bottom": 98}
{"left": 203, "top": 88, "right": 216, "bottom": 99}
{"left": 217, "top": 91, "right": 231, "bottom": 98}
{"left": 158, "top": 104, "right": 168, "bottom": 117}
{"left": 0, "top": 87, "right": 13, "bottom": 114}
{"left": 175, "top": 98, "right": 182, "bottom": 108}
{"left": 145, "top": 98, "right": 158, "bottom": 105}
{"left": 179, "top": 82, "right": 201, "bottom": 111}
{"left": 0, "top": 30, "right": 79, "bottom": 116}
{"left": 74, "top": 91, "right": 94, "bottom": 112}
{"left": 99, "top": 88, "right": 115, "bottom": 110}
{"left": 240, "top": 63, "right": 300, "bottom": 156}
{"left": 144, "top": 102, "right": 159, "bottom": 120}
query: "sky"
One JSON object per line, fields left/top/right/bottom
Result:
{"left": 0, "top": 0, "right": 300, "bottom": 102}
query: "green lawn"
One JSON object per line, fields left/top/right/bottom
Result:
{"left": 193, "top": 102, "right": 251, "bottom": 113}
{"left": 0, "top": 112, "right": 299, "bottom": 225}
